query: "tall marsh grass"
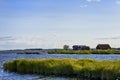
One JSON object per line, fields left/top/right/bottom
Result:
{"left": 3, "top": 58, "right": 120, "bottom": 80}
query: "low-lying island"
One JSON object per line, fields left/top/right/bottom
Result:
{"left": 3, "top": 58, "right": 120, "bottom": 80}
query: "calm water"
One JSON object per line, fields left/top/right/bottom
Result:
{"left": 0, "top": 53, "right": 120, "bottom": 80}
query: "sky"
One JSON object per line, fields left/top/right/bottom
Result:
{"left": 0, "top": 0, "right": 120, "bottom": 50}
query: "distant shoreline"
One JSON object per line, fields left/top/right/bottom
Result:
{"left": 0, "top": 49, "right": 120, "bottom": 54}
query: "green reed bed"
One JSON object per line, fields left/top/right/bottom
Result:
{"left": 3, "top": 58, "right": 120, "bottom": 80}
{"left": 47, "top": 50, "right": 120, "bottom": 54}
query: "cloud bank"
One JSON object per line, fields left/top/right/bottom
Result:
{"left": 0, "top": 34, "right": 63, "bottom": 49}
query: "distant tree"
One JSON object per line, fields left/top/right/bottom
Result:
{"left": 63, "top": 45, "right": 69, "bottom": 50}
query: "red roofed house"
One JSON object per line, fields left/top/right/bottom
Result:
{"left": 96, "top": 44, "right": 111, "bottom": 50}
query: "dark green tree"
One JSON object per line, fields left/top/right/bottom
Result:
{"left": 63, "top": 45, "right": 69, "bottom": 50}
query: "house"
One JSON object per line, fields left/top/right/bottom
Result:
{"left": 73, "top": 45, "right": 90, "bottom": 50}
{"left": 96, "top": 44, "right": 111, "bottom": 50}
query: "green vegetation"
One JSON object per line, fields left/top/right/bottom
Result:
{"left": 47, "top": 50, "right": 120, "bottom": 54}
{"left": 3, "top": 58, "right": 120, "bottom": 80}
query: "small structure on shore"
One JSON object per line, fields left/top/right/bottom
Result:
{"left": 73, "top": 45, "right": 90, "bottom": 50}
{"left": 96, "top": 44, "right": 111, "bottom": 50}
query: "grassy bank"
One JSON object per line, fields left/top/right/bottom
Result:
{"left": 47, "top": 50, "right": 120, "bottom": 54}
{"left": 3, "top": 58, "right": 120, "bottom": 80}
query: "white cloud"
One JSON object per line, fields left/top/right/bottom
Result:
{"left": 116, "top": 0, "right": 120, "bottom": 5}
{"left": 0, "top": 36, "right": 44, "bottom": 49}
{"left": 80, "top": 0, "right": 102, "bottom": 9}
{"left": 80, "top": 5, "right": 88, "bottom": 8}
{"left": 10, "top": 36, "right": 48, "bottom": 47}
{"left": 86, "top": 0, "right": 102, "bottom": 2}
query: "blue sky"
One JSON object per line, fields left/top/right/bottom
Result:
{"left": 0, "top": 0, "right": 120, "bottom": 50}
